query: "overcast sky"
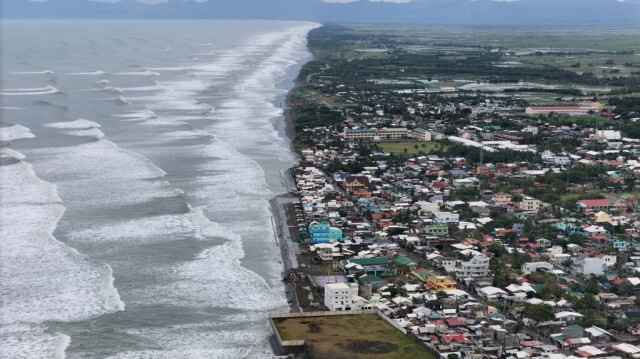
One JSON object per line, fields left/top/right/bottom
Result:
{"left": 3, "top": 0, "right": 640, "bottom": 26}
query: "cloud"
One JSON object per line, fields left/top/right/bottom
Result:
{"left": 134, "top": 0, "right": 169, "bottom": 4}
{"left": 369, "top": 0, "right": 412, "bottom": 2}
{"left": 322, "top": 0, "right": 359, "bottom": 2}
{"left": 90, "top": 0, "right": 123, "bottom": 3}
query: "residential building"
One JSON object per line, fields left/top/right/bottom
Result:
{"left": 555, "top": 311, "right": 584, "bottom": 323}
{"left": 477, "top": 286, "right": 508, "bottom": 301}
{"left": 434, "top": 212, "right": 460, "bottom": 224}
{"left": 324, "top": 282, "right": 353, "bottom": 311}
{"left": 456, "top": 254, "right": 490, "bottom": 280}
{"left": 577, "top": 199, "right": 612, "bottom": 211}
{"left": 492, "top": 192, "right": 512, "bottom": 205}
{"left": 521, "top": 261, "right": 554, "bottom": 275}
{"left": 340, "top": 257, "right": 389, "bottom": 275}
{"left": 519, "top": 196, "right": 541, "bottom": 211}
{"left": 309, "top": 221, "right": 345, "bottom": 244}
{"left": 572, "top": 257, "right": 605, "bottom": 276}
{"left": 344, "top": 176, "right": 370, "bottom": 191}
{"left": 425, "top": 224, "right": 449, "bottom": 236}
{"left": 427, "top": 275, "right": 457, "bottom": 290}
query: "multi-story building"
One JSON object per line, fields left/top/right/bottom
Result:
{"left": 343, "top": 176, "right": 370, "bottom": 191}
{"left": 434, "top": 212, "right": 459, "bottom": 224}
{"left": 572, "top": 257, "right": 605, "bottom": 276}
{"left": 427, "top": 275, "right": 457, "bottom": 290}
{"left": 519, "top": 196, "right": 541, "bottom": 211}
{"left": 378, "top": 127, "right": 408, "bottom": 140}
{"left": 492, "top": 192, "right": 512, "bottom": 205}
{"left": 324, "top": 282, "right": 353, "bottom": 311}
{"left": 456, "top": 254, "right": 490, "bottom": 280}
{"left": 342, "top": 128, "right": 377, "bottom": 140}
{"left": 425, "top": 224, "right": 449, "bottom": 236}
{"left": 412, "top": 127, "right": 432, "bottom": 141}
{"left": 525, "top": 106, "right": 592, "bottom": 117}
{"left": 521, "top": 261, "right": 554, "bottom": 275}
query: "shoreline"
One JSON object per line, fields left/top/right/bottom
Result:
{"left": 269, "top": 29, "right": 317, "bottom": 314}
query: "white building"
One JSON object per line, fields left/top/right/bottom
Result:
{"left": 521, "top": 261, "right": 554, "bottom": 275}
{"left": 522, "top": 126, "right": 539, "bottom": 135}
{"left": 519, "top": 196, "right": 541, "bottom": 212}
{"left": 434, "top": 212, "right": 460, "bottom": 224}
{"left": 324, "top": 282, "right": 353, "bottom": 311}
{"left": 477, "top": 286, "right": 508, "bottom": 301}
{"left": 456, "top": 254, "right": 490, "bottom": 279}
{"left": 552, "top": 156, "right": 571, "bottom": 165}
{"left": 555, "top": 311, "right": 584, "bottom": 323}
{"left": 572, "top": 257, "right": 605, "bottom": 276}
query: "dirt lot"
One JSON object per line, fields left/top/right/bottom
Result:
{"left": 273, "top": 314, "right": 432, "bottom": 359}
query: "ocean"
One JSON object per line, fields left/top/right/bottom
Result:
{"left": 0, "top": 20, "right": 318, "bottom": 358}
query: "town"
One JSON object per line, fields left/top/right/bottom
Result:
{"left": 270, "top": 25, "right": 640, "bottom": 359}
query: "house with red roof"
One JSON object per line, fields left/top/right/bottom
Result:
{"left": 577, "top": 199, "right": 613, "bottom": 211}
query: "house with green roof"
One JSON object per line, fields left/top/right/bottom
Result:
{"left": 393, "top": 255, "right": 417, "bottom": 269}
{"left": 612, "top": 239, "right": 630, "bottom": 251}
{"left": 339, "top": 257, "right": 390, "bottom": 275}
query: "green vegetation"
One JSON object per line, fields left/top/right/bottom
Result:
{"left": 375, "top": 141, "right": 443, "bottom": 155}
{"left": 273, "top": 314, "right": 432, "bottom": 359}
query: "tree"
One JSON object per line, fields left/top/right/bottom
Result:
{"left": 487, "top": 243, "right": 507, "bottom": 258}
{"left": 524, "top": 303, "right": 554, "bottom": 321}
{"left": 437, "top": 290, "right": 449, "bottom": 300}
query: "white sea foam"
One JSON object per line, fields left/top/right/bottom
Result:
{"left": 10, "top": 70, "right": 55, "bottom": 75}
{"left": 0, "top": 124, "right": 36, "bottom": 142}
{"left": 45, "top": 119, "right": 101, "bottom": 129}
{"left": 134, "top": 240, "right": 286, "bottom": 311}
{"left": 0, "top": 107, "right": 24, "bottom": 110}
{"left": 69, "top": 70, "right": 107, "bottom": 75}
{"left": 0, "top": 85, "right": 59, "bottom": 96}
{"left": 116, "top": 70, "right": 160, "bottom": 76}
{"left": 26, "top": 140, "right": 186, "bottom": 211}
{"left": 0, "top": 325, "right": 70, "bottom": 359}
{"left": 70, "top": 207, "right": 232, "bottom": 243}
{"left": 114, "top": 109, "right": 157, "bottom": 120}
{"left": 108, "top": 326, "right": 267, "bottom": 359}
{"left": 145, "top": 66, "right": 186, "bottom": 71}
{"left": 0, "top": 161, "right": 61, "bottom": 205}
{"left": 115, "top": 84, "right": 165, "bottom": 92}
{"left": 0, "top": 161, "right": 125, "bottom": 327}
{"left": 64, "top": 128, "right": 106, "bottom": 139}
{"left": 1, "top": 21, "right": 319, "bottom": 359}
{"left": 0, "top": 148, "right": 27, "bottom": 160}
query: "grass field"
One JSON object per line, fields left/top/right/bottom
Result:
{"left": 273, "top": 314, "right": 432, "bottom": 359}
{"left": 375, "top": 141, "right": 445, "bottom": 155}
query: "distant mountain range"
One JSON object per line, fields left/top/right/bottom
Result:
{"left": 3, "top": 0, "right": 640, "bottom": 26}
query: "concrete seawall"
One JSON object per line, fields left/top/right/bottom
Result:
{"left": 269, "top": 190, "right": 301, "bottom": 312}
